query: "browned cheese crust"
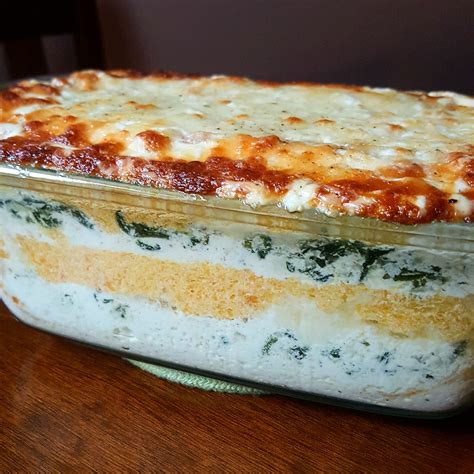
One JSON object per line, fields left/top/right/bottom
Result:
{"left": 1, "top": 70, "right": 473, "bottom": 224}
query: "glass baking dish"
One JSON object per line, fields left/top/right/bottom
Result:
{"left": 0, "top": 163, "right": 472, "bottom": 418}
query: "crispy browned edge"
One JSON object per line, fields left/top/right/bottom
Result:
{"left": 0, "top": 69, "right": 473, "bottom": 225}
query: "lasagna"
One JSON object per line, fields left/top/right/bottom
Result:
{"left": 0, "top": 71, "right": 472, "bottom": 415}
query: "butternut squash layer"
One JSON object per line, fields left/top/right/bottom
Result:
{"left": 16, "top": 236, "right": 473, "bottom": 341}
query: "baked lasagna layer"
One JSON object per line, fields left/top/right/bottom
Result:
{"left": 1, "top": 190, "right": 472, "bottom": 412}
{"left": 1, "top": 71, "right": 473, "bottom": 224}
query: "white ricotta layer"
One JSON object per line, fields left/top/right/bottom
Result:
{"left": 0, "top": 190, "right": 472, "bottom": 298}
{"left": 1, "top": 257, "right": 471, "bottom": 414}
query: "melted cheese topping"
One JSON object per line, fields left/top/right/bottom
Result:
{"left": 0, "top": 70, "right": 473, "bottom": 224}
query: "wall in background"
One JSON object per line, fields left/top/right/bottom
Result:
{"left": 96, "top": 0, "right": 474, "bottom": 93}
{"left": 0, "top": 0, "right": 473, "bottom": 93}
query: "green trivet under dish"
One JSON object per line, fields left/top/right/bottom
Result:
{"left": 127, "top": 359, "right": 268, "bottom": 395}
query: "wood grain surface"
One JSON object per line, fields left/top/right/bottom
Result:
{"left": 0, "top": 301, "right": 472, "bottom": 472}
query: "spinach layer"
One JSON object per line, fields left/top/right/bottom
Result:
{"left": 0, "top": 196, "right": 94, "bottom": 230}
{"left": 115, "top": 210, "right": 209, "bottom": 251}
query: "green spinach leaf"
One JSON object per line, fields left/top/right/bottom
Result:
{"left": 1, "top": 196, "right": 94, "bottom": 230}
{"left": 243, "top": 234, "right": 273, "bottom": 259}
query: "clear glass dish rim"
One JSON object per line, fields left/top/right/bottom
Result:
{"left": 0, "top": 163, "right": 473, "bottom": 253}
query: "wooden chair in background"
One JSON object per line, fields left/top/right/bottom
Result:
{"left": 1, "top": 0, "right": 104, "bottom": 79}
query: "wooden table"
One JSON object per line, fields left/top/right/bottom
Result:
{"left": 1, "top": 302, "right": 472, "bottom": 472}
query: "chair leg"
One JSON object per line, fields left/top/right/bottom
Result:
{"left": 73, "top": 0, "right": 105, "bottom": 69}
{"left": 4, "top": 38, "right": 48, "bottom": 80}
